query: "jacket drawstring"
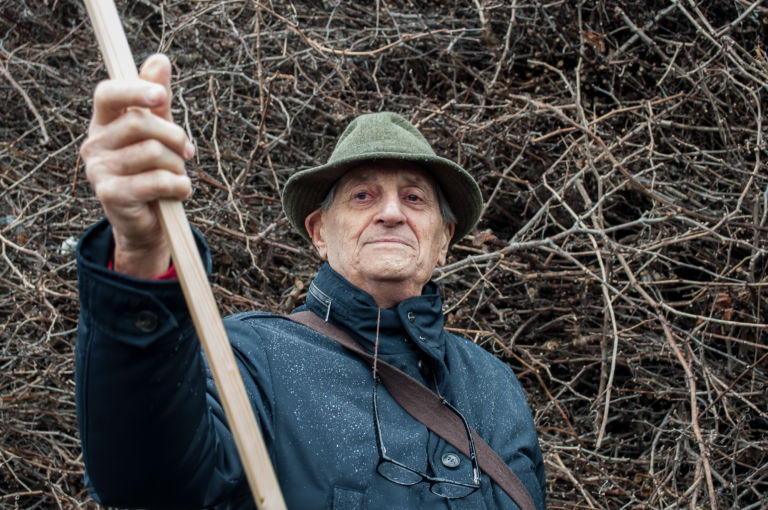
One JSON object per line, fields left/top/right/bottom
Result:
{"left": 372, "top": 307, "right": 381, "bottom": 380}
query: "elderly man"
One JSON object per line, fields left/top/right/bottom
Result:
{"left": 76, "top": 54, "right": 545, "bottom": 509}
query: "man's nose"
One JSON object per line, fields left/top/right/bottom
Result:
{"left": 375, "top": 193, "right": 407, "bottom": 225}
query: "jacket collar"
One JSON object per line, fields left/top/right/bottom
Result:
{"left": 305, "top": 263, "right": 447, "bottom": 363}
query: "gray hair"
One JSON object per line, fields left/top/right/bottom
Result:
{"left": 318, "top": 180, "right": 457, "bottom": 226}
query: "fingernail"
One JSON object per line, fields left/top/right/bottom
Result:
{"left": 145, "top": 86, "right": 165, "bottom": 104}
{"left": 184, "top": 141, "right": 195, "bottom": 159}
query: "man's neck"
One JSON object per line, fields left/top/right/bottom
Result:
{"left": 358, "top": 279, "right": 423, "bottom": 309}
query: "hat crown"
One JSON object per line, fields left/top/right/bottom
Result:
{"left": 328, "top": 112, "right": 437, "bottom": 163}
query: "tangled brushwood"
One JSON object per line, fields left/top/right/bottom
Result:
{"left": 1, "top": 1, "right": 767, "bottom": 508}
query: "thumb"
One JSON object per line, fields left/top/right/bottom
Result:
{"left": 139, "top": 53, "right": 173, "bottom": 121}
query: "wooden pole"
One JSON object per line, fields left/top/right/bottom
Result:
{"left": 81, "top": 2, "right": 286, "bottom": 509}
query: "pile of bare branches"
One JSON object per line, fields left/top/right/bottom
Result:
{"left": 1, "top": 1, "right": 766, "bottom": 508}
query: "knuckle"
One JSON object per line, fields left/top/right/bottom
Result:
{"left": 173, "top": 155, "right": 188, "bottom": 175}
{"left": 79, "top": 138, "right": 94, "bottom": 159}
{"left": 124, "top": 108, "right": 154, "bottom": 130}
{"left": 80, "top": 133, "right": 105, "bottom": 160}
{"left": 122, "top": 109, "right": 144, "bottom": 130}
{"left": 92, "top": 176, "right": 116, "bottom": 203}
{"left": 144, "top": 139, "right": 165, "bottom": 159}
{"left": 182, "top": 177, "right": 193, "bottom": 198}
{"left": 154, "top": 174, "right": 173, "bottom": 196}
{"left": 170, "top": 124, "right": 188, "bottom": 146}
{"left": 177, "top": 174, "right": 191, "bottom": 192}
{"left": 159, "top": 173, "right": 190, "bottom": 199}
{"left": 93, "top": 80, "right": 111, "bottom": 100}
{"left": 84, "top": 157, "right": 107, "bottom": 184}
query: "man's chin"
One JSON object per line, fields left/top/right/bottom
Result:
{"left": 360, "top": 259, "right": 415, "bottom": 282}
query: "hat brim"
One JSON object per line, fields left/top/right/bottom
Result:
{"left": 282, "top": 152, "right": 483, "bottom": 245}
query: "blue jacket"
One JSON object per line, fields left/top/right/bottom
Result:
{"left": 76, "top": 219, "right": 546, "bottom": 509}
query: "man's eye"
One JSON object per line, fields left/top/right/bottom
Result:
{"left": 406, "top": 194, "right": 422, "bottom": 202}
{"left": 354, "top": 192, "right": 370, "bottom": 200}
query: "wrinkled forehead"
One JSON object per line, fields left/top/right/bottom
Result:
{"left": 337, "top": 160, "right": 439, "bottom": 194}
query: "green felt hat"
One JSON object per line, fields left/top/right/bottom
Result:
{"left": 282, "top": 112, "right": 483, "bottom": 244}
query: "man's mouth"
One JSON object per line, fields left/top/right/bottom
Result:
{"left": 366, "top": 238, "right": 412, "bottom": 247}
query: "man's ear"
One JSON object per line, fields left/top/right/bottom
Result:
{"left": 305, "top": 209, "right": 328, "bottom": 260}
{"left": 436, "top": 221, "right": 455, "bottom": 267}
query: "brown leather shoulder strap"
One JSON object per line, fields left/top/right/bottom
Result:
{"left": 287, "top": 310, "right": 536, "bottom": 510}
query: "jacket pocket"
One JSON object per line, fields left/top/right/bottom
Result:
{"left": 332, "top": 486, "right": 364, "bottom": 510}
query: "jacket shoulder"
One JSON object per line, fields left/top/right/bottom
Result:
{"left": 443, "top": 330, "right": 511, "bottom": 373}
{"left": 227, "top": 310, "right": 284, "bottom": 322}
{"left": 222, "top": 311, "right": 294, "bottom": 344}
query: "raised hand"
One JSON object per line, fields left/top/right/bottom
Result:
{"left": 81, "top": 54, "right": 194, "bottom": 278}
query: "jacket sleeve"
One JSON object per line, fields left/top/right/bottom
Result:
{"left": 75, "top": 219, "right": 271, "bottom": 508}
{"left": 488, "top": 363, "right": 546, "bottom": 510}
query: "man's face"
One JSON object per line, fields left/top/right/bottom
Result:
{"left": 305, "top": 161, "right": 454, "bottom": 305}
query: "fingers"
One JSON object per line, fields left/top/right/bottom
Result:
{"left": 91, "top": 79, "right": 169, "bottom": 128}
{"left": 139, "top": 54, "right": 173, "bottom": 121}
{"left": 85, "top": 131, "right": 193, "bottom": 206}
{"left": 96, "top": 169, "right": 192, "bottom": 210}
{"left": 92, "top": 53, "right": 173, "bottom": 127}
{"left": 84, "top": 107, "right": 193, "bottom": 159}
{"left": 83, "top": 52, "right": 194, "bottom": 188}
{"left": 81, "top": 106, "right": 194, "bottom": 205}
{"left": 85, "top": 138, "right": 188, "bottom": 182}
